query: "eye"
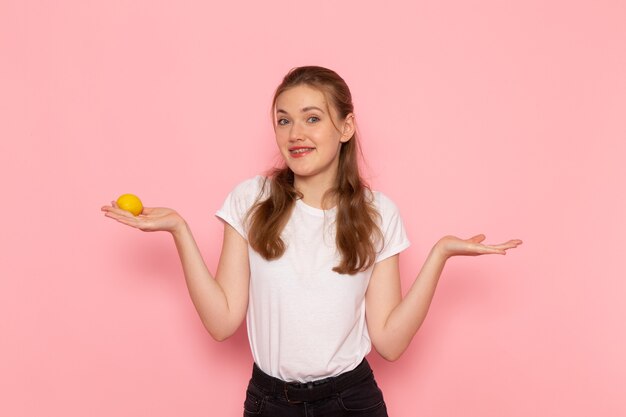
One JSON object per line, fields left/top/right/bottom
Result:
{"left": 277, "top": 118, "right": 290, "bottom": 126}
{"left": 307, "top": 116, "right": 320, "bottom": 123}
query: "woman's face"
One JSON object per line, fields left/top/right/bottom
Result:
{"left": 274, "top": 84, "right": 354, "bottom": 185}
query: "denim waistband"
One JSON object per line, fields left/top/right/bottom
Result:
{"left": 250, "top": 359, "right": 373, "bottom": 404}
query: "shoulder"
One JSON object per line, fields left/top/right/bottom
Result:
{"left": 230, "top": 175, "right": 268, "bottom": 195}
{"left": 219, "top": 175, "right": 270, "bottom": 215}
{"left": 216, "top": 176, "right": 270, "bottom": 236}
{"left": 369, "top": 189, "right": 401, "bottom": 217}
{"left": 369, "top": 189, "right": 411, "bottom": 259}
{"left": 226, "top": 175, "right": 271, "bottom": 203}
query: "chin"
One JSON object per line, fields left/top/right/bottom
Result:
{"left": 288, "top": 168, "right": 314, "bottom": 178}
{"left": 286, "top": 164, "right": 319, "bottom": 178}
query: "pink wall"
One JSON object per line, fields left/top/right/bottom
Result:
{"left": 1, "top": 1, "right": 624, "bottom": 416}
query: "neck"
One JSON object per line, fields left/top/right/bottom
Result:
{"left": 294, "top": 171, "right": 337, "bottom": 210}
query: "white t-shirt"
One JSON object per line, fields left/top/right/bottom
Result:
{"left": 216, "top": 176, "right": 410, "bottom": 382}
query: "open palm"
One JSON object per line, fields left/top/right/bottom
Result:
{"left": 436, "top": 234, "right": 522, "bottom": 259}
{"left": 101, "top": 203, "right": 184, "bottom": 233}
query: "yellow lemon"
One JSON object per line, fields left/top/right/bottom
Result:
{"left": 116, "top": 193, "right": 143, "bottom": 216}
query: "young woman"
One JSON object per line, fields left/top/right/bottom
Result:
{"left": 102, "top": 66, "right": 522, "bottom": 416}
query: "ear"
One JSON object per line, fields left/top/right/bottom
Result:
{"left": 340, "top": 113, "right": 356, "bottom": 143}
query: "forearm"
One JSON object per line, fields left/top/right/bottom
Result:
{"left": 378, "top": 245, "right": 448, "bottom": 360}
{"left": 171, "top": 222, "right": 234, "bottom": 340}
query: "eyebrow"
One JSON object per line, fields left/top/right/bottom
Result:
{"left": 276, "top": 106, "right": 326, "bottom": 114}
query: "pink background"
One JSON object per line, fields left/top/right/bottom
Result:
{"left": 1, "top": 0, "right": 625, "bottom": 415}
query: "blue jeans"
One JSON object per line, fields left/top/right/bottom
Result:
{"left": 243, "top": 359, "right": 389, "bottom": 417}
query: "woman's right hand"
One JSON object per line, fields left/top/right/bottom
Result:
{"left": 101, "top": 203, "right": 185, "bottom": 234}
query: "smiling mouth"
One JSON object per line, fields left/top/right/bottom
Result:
{"left": 289, "top": 147, "right": 315, "bottom": 156}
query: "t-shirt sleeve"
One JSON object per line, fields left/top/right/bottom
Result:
{"left": 375, "top": 192, "right": 411, "bottom": 263}
{"left": 215, "top": 176, "right": 266, "bottom": 240}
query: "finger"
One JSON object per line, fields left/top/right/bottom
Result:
{"left": 104, "top": 212, "right": 140, "bottom": 227}
{"left": 107, "top": 212, "right": 154, "bottom": 231}
{"left": 468, "top": 234, "right": 486, "bottom": 243}
{"left": 105, "top": 206, "right": 138, "bottom": 219}
{"left": 481, "top": 243, "right": 503, "bottom": 252}
{"left": 491, "top": 239, "right": 523, "bottom": 250}
{"left": 476, "top": 244, "right": 506, "bottom": 255}
{"left": 479, "top": 243, "right": 521, "bottom": 255}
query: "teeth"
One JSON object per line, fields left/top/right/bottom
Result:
{"left": 291, "top": 148, "right": 313, "bottom": 154}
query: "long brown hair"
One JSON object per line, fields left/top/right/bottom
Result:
{"left": 247, "top": 66, "right": 382, "bottom": 275}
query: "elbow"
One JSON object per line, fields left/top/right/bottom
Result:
{"left": 375, "top": 345, "right": 406, "bottom": 362}
{"left": 210, "top": 331, "right": 230, "bottom": 342}
{"left": 204, "top": 321, "right": 237, "bottom": 342}
{"left": 208, "top": 328, "right": 235, "bottom": 342}
{"left": 379, "top": 350, "right": 403, "bottom": 362}
{"left": 201, "top": 311, "right": 245, "bottom": 342}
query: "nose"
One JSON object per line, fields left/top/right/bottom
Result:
{"left": 288, "top": 121, "right": 304, "bottom": 142}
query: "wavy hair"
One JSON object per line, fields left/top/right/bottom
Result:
{"left": 246, "top": 66, "right": 382, "bottom": 275}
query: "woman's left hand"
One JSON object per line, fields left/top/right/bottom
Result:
{"left": 434, "top": 234, "right": 523, "bottom": 260}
